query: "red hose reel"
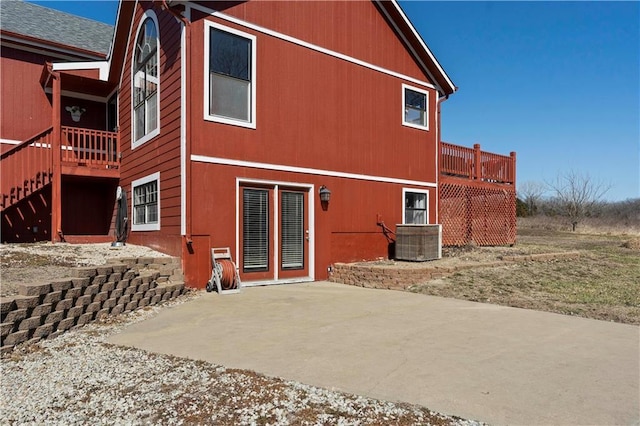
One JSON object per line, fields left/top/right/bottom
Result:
{"left": 206, "top": 248, "right": 241, "bottom": 294}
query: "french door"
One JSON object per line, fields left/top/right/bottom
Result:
{"left": 239, "top": 184, "right": 310, "bottom": 283}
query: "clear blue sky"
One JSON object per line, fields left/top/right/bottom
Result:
{"left": 30, "top": 1, "right": 640, "bottom": 201}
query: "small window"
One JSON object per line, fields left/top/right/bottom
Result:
{"left": 132, "top": 14, "right": 160, "bottom": 147}
{"left": 131, "top": 172, "right": 160, "bottom": 231}
{"left": 204, "top": 21, "right": 256, "bottom": 128}
{"left": 402, "top": 84, "right": 429, "bottom": 130}
{"left": 403, "top": 189, "right": 428, "bottom": 224}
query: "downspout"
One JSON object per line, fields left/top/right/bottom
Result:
{"left": 435, "top": 91, "right": 449, "bottom": 227}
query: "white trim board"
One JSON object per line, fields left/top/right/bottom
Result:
{"left": 192, "top": 154, "right": 437, "bottom": 188}
{"left": 190, "top": 2, "right": 435, "bottom": 90}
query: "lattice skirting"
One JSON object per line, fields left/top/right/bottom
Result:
{"left": 439, "top": 181, "right": 516, "bottom": 246}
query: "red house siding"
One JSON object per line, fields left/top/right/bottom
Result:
{"left": 181, "top": 1, "right": 440, "bottom": 287}
{"left": 117, "top": 2, "right": 184, "bottom": 256}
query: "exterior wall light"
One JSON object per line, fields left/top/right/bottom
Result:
{"left": 319, "top": 185, "right": 331, "bottom": 203}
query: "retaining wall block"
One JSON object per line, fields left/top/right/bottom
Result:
{"left": 18, "top": 316, "right": 43, "bottom": 331}
{"left": 85, "top": 302, "right": 101, "bottom": 314}
{"left": 144, "top": 289, "right": 156, "bottom": 299}
{"left": 42, "top": 291, "right": 63, "bottom": 305}
{"left": 138, "top": 283, "right": 150, "bottom": 293}
{"left": 45, "top": 311, "right": 64, "bottom": 324}
{"left": 94, "top": 291, "right": 109, "bottom": 303}
{"left": 17, "top": 283, "right": 51, "bottom": 297}
{"left": 116, "top": 280, "right": 129, "bottom": 290}
{"left": 138, "top": 297, "right": 150, "bottom": 308}
{"left": 161, "top": 292, "right": 172, "bottom": 301}
{"left": 83, "top": 285, "right": 100, "bottom": 296}
{"left": 151, "top": 295, "right": 162, "bottom": 305}
{"left": 50, "top": 279, "right": 72, "bottom": 292}
{"left": 66, "top": 306, "right": 84, "bottom": 319}
{"left": 4, "top": 330, "right": 29, "bottom": 346}
{"left": 137, "top": 257, "right": 155, "bottom": 265}
{"left": 1, "top": 322, "right": 14, "bottom": 337}
{"left": 117, "top": 295, "right": 131, "bottom": 305}
{"left": 110, "top": 289, "right": 123, "bottom": 299}
{"left": 91, "top": 275, "right": 107, "bottom": 286}
{"left": 96, "top": 266, "right": 113, "bottom": 276}
{"left": 47, "top": 331, "right": 64, "bottom": 340}
{"left": 76, "top": 313, "right": 94, "bottom": 326}
{"left": 56, "top": 317, "right": 75, "bottom": 331}
{"left": 172, "top": 289, "right": 182, "bottom": 299}
{"left": 131, "top": 292, "right": 143, "bottom": 303}
{"left": 14, "top": 295, "right": 40, "bottom": 310}
{"left": 130, "top": 277, "right": 143, "bottom": 287}
{"left": 73, "top": 267, "right": 98, "bottom": 278}
{"left": 110, "top": 264, "right": 128, "bottom": 273}
{"left": 75, "top": 295, "right": 92, "bottom": 307}
{"left": 55, "top": 298, "right": 74, "bottom": 312}
{"left": 71, "top": 278, "right": 91, "bottom": 288}
{"left": 123, "top": 287, "right": 136, "bottom": 297}
{"left": 103, "top": 298, "right": 117, "bottom": 310}
{"left": 122, "top": 271, "right": 137, "bottom": 280}
{"left": 33, "top": 323, "right": 54, "bottom": 339}
{"left": 107, "top": 273, "right": 121, "bottom": 284}
{"left": 0, "top": 298, "right": 15, "bottom": 315}
{"left": 95, "top": 309, "right": 110, "bottom": 321}
{"left": 110, "top": 304, "right": 124, "bottom": 316}
{"left": 5, "top": 309, "right": 28, "bottom": 323}
{"left": 101, "top": 282, "right": 116, "bottom": 292}
{"left": 63, "top": 287, "right": 82, "bottom": 300}
{"left": 31, "top": 303, "right": 52, "bottom": 317}
{"left": 125, "top": 301, "right": 138, "bottom": 312}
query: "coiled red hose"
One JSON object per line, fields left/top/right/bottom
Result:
{"left": 218, "top": 259, "right": 238, "bottom": 290}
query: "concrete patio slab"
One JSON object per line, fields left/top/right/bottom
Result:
{"left": 108, "top": 282, "right": 640, "bottom": 425}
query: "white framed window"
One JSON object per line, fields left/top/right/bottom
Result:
{"left": 132, "top": 12, "right": 160, "bottom": 148}
{"left": 204, "top": 21, "right": 257, "bottom": 129}
{"left": 131, "top": 172, "right": 160, "bottom": 231}
{"left": 402, "top": 84, "right": 429, "bottom": 130}
{"left": 403, "top": 188, "right": 429, "bottom": 225}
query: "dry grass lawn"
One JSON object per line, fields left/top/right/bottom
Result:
{"left": 409, "top": 228, "right": 640, "bottom": 325}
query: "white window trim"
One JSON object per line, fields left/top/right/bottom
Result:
{"left": 402, "top": 188, "right": 429, "bottom": 225}
{"left": 402, "top": 83, "right": 429, "bottom": 131}
{"left": 204, "top": 20, "right": 257, "bottom": 129}
{"left": 131, "top": 172, "right": 161, "bottom": 231}
{"left": 131, "top": 10, "right": 161, "bottom": 149}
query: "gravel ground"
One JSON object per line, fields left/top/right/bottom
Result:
{"left": 0, "top": 242, "right": 171, "bottom": 296}
{"left": 1, "top": 292, "right": 483, "bottom": 426}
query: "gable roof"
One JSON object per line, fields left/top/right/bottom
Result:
{"left": 0, "top": 0, "right": 114, "bottom": 57}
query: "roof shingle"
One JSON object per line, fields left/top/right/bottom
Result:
{"left": 0, "top": 0, "right": 114, "bottom": 56}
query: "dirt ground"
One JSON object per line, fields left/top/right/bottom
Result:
{"left": 0, "top": 242, "right": 169, "bottom": 297}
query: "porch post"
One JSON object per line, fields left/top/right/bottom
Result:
{"left": 473, "top": 143, "right": 482, "bottom": 181}
{"left": 51, "top": 71, "right": 62, "bottom": 242}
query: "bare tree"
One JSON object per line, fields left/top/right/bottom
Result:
{"left": 545, "top": 170, "right": 612, "bottom": 231}
{"left": 518, "top": 181, "right": 546, "bottom": 216}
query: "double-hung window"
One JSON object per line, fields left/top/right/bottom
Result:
{"left": 402, "top": 84, "right": 429, "bottom": 130}
{"left": 132, "top": 14, "right": 159, "bottom": 147}
{"left": 403, "top": 189, "right": 429, "bottom": 225}
{"left": 132, "top": 172, "right": 160, "bottom": 231}
{"left": 205, "top": 21, "right": 256, "bottom": 128}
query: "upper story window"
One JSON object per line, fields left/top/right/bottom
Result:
{"left": 204, "top": 21, "right": 257, "bottom": 129}
{"left": 132, "top": 13, "right": 160, "bottom": 148}
{"left": 403, "top": 189, "right": 429, "bottom": 224}
{"left": 402, "top": 84, "right": 429, "bottom": 131}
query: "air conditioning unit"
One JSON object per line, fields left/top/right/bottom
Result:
{"left": 395, "top": 224, "right": 442, "bottom": 261}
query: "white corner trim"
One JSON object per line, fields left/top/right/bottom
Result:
{"left": 191, "top": 2, "right": 435, "bottom": 90}
{"left": 192, "top": 154, "right": 437, "bottom": 188}
{"left": 131, "top": 171, "right": 161, "bottom": 232}
{"left": 180, "top": 7, "right": 189, "bottom": 236}
{"left": 52, "top": 61, "right": 109, "bottom": 81}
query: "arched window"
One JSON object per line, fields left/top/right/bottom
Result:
{"left": 133, "top": 15, "right": 159, "bottom": 145}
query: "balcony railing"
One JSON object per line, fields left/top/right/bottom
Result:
{"left": 440, "top": 142, "right": 515, "bottom": 185}
{"left": 61, "top": 126, "right": 119, "bottom": 168}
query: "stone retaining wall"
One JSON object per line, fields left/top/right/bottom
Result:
{"left": 0, "top": 257, "right": 186, "bottom": 354}
{"left": 329, "top": 251, "right": 581, "bottom": 291}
